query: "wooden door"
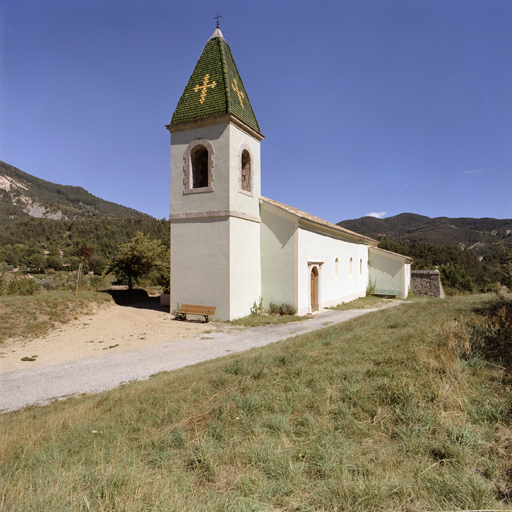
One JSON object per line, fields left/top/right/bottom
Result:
{"left": 310, "top": 267, "right": 318, "bottom": 311}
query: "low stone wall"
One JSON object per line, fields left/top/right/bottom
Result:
{"left": 411, "top": 270, "right": 445, "bottom": 298}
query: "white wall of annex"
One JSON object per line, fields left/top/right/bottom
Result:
{"left": 297, "top": 227, "right": 368, "bottom": 315}
{"left": 260, "top": 206, "right": 297, "bottom": 308}
{"left": 170, "top": 217, "right": 231, "bottom": 320}
{"left": 229, "top": 216, "right": 261, "bottom": 319}
{"left": 368, "top": 249, "right": 410, "bottom": 298}
{"left": 404, "top": 263, "right": 411, "bottom": 298}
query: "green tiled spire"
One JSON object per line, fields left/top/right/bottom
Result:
{"left": 171, "top": 29, "right": 260, "bottom": 133}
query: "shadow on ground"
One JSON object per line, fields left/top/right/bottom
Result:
{"left": 101, "top": 289, "right": 170, "bottom": 312}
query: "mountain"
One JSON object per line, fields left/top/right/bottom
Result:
{"left": 337, "top": 213, "right": 512, "bottom": 255}
{"left": 0, "top": 161, "right": 149, "bottom": 220}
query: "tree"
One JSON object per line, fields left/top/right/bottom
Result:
{"left": 76, "top": 245, "right": 94, "bottom": 296}
{"left": 106, "top": 232, "right": 166, "bottom": 290}
{"left": 439, "top": 262, "right": 476, "bottom": 294}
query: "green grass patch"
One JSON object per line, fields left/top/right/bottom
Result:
{"left": 1, "top": 295, "right": 511, "bottom": 510}
{"left": 330, "top": 295, "right": 400, "bottom": 310}
{"left": 0, "top": 291, "right": 112, "bottom": 344}
{"left": 226, "top": 313, "right": 311, "bottom": 327}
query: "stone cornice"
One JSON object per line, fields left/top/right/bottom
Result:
{"left": 166, "top": 113, "right": 264, "bottom": 142}
{"left": 170, "top": 209, "right": 261, "bottom": 223}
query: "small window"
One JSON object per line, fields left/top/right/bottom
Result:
{"left": 334, "top": 257, "right": 339, "bottom": 280}
{"left": 241, "top": 150, "right": 251, "bottom": 192}
{"left": 191, "top": 145, "right": 209, "bottom": 188}
{"left": 349, "top": 257, "right": 353, "bottom": 278}
{"left": 360, "top": 258, "right": 363, "bottom": 276}
{"left": 238, "top": 144, "right": 254, "bottom": 196}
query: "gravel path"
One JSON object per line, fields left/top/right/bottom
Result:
{"left": 1, "top": 305, "right": 399, "bottom": 412}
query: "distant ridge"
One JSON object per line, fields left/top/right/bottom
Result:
{"left": 0, "top": 160, "right": 149, "bottom": 221}
{"left": 337, "top": 213, "right": 512, "bottom": 255}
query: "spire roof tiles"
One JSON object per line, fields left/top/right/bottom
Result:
{"left": 170, "top": 31, "right": 260, "bottom": 134}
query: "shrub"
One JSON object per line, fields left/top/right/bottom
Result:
{"left": 7, "top": 275, "right": 38, "bottom": 296}
{"left": 36, "top": 276, "right": 57, "bottom": 291}
{"left": 53, "top": 272, "right": 77, "bottom": 291}
{"left": 279, "top": 303, "right": 297, "bottom": 315}
{"left": 366, "top": 276, "right": 376, "bottom": 296}
{"left": 250, "top": 296, "right": 264, "bottom": 315}
{"left": 268, "top": 301, "right": 297, "bottom": 316}
{"left": 470, "top": 294, "right": 512, "bottom": 369}
{"left": 268, "top": 302, "right": 279, "bottom": 315}
{"left": 86, "top": 275, "right": 105, "bottom": 291}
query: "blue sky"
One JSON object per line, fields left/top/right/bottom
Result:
{"left": 1, "top": 0, "right": 511, "bottom": 222}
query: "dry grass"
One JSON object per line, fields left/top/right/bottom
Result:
{"left": 1, "top": 294, "right": 511, "bottom": 511}
{"left": 0, "top": 291, "right": 112, "bottom": 344}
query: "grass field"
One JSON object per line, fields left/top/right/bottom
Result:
{"left": 1, "top": 294, "right": 511, "bottom": 511}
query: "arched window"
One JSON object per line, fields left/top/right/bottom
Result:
{"left": 184, "top": 139, "right": 214, "bottom": 194}
{"left": 238, "top": 144, "right": 254, "bottom": 196}
{"left": 191, "top": 145, "right": 209, "bottom": 188}
{"left": 241, "top": 150, "right": 251, "bottom": 192}
{"left": 334, "top": 257, "right": 339, "bottom": 280}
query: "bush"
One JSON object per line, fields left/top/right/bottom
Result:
{"left": 268, "top": 302, "right": 279, "bottom": 315}
{"left": 86, "top": 275, "right": 105, "bottom": 291}
{"left": 470, "top": 294, "right": 512, "bottom": 369}
{"left": 250, "top": 296, "right": 264, "bottom": 315}
{"left": 268, "top": 301, "right": 297, "bottom": 316}
{"left": 7, "top": 275, "right": 38, "bottom": 296}
{"left": 45, "top": 255, "right": 62, "bottom": 272}
{"left": 53, "top": 272, "right": 77, "bottom": 291}
{"left": 36, "top": 276, "right": 57, "bottom": 291}
{"left": 278, "top": 303, "right": 296, "bottom": 315}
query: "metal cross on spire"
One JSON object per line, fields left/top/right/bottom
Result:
{"left": 213, "top": 13, "right": 222, "bottom": 28}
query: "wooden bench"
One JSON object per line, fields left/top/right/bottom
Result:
{"left": 173, "top": 304, "right": 216, "bottom": 323}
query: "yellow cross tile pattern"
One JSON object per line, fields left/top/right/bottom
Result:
{"left": 194, "top": 74, "right": 217, "bottom": 104}
{"left": 231, "top": 79, "right": 245, "bottom": 108}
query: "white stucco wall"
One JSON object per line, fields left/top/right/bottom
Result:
{"left": 170, "top": 217, "right": 231, "bottom": 319}
{"left": 229, "top": 216, "right": 261, "bottom": 319}
{"left": 170, "top": 119, "right": 263, "bottom": 321}
{"left": 404, "top": 262, "right": 412, "bottom": 298}
{"left": 368, "top": 248, "right": 410, "bottom": 298}
{"left": 228, "top": 124, "right": 261, "bottom": 219}
{"left": 297, "top": 226, "right": 368, "bottom": 315}
{"left": 260, "top": 205, "right": 297, "bottom": 308}
{"left": 170, "top": 122, "right": 231, "bottom": 216}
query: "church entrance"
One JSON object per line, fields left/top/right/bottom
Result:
{"left": 310, "top": 266, "right": 319, "bottom": 312}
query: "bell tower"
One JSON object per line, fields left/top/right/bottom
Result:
{"left": 166, "top": 28, "right": 264, "bottom": 320}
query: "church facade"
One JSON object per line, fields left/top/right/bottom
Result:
{"left": 167, "top": 29, "right": 412, "bottom": 321}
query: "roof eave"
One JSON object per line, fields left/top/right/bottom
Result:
{"left": 369, "top": 246, "right": 413, "bottom": 263}
{"left": 260, "top": 197, "right": 379, "bottom": 247}
{"left": 167, "top": 113, "right": 264, "bottom": 141}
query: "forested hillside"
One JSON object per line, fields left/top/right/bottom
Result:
{"left": 0, "top": 160, "right": 149, "bottom": 220}
{"left": 0, "top": 217, "right": 169, "bottom": 274}
{"left": 337, "top": 214, "right": 512, "bottom": 293}
{"left": 0, "top": 161, "right": 169, "bottom": 275}
{"left": 337, "top": 213, "right": 512, "bottom": 255}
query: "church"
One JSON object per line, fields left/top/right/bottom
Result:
{"left": 167, "top": 28, "right": 412, "bottom": 321}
